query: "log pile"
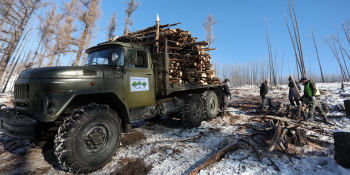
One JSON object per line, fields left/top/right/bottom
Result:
{"left": 120, "top": 22, "right": 220, "bottom": 85}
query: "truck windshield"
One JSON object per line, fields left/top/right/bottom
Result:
{"left": 84, "top": 48, "right": 124, "bottom": 66}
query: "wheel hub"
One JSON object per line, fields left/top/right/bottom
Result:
{"left": 192, "top": 104, "right": 200, "bottom": 119}
{"left": 209, "top": 98, "right": 216, "bottom": 112}
{"left": 84, "top": 127, "right": 106, "bottom": 151}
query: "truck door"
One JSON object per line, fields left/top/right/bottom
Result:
{"left": 123, "top": 49, "right": 155, "bottom": 109}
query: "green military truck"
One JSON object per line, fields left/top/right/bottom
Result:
{"left": 0, "top": 37, "right": 225, "bottom": 173}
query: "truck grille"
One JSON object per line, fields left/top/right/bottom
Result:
{"left": 32, "top": 93, "right": 44, "bottom": 114}
{"left": 14, "top": 83, "right": 29, "bottom": 99}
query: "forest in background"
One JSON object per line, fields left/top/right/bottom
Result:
{"left": 0, "top": 0, "right": 349, "bottom": 93}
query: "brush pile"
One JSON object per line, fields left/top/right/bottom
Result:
{"left": 118, "top": 22, "right": 220, "bottom": 85}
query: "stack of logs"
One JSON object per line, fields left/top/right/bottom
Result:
{"left": 125, "top": 22, "right": 220, "bottom": 85}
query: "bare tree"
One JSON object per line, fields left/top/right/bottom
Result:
{"left": 30, "top": 3, "right": 57, "bottom": 68}
{"left": 283, "top": 0, "right": 306, "bottom": 78}
{"left": 106, "top": 11, "right": 118, "bottom": 39}
{"left": 323, "top": 35, "right": 347, "bottom": 81}
{"left": 343, "top": 20, "right": 350, "bottom": 45}
{"left": 123, "top": 0, "right": 141, "bottom": 36}
{"left": 264, "top": 15, "right": 277, "bottom": 86}
{"left": 0, "top": 0, "right": 43, "bottom": 79}
{"left": 74, "top": 0, "right": 100, "bottom": 66}
{"left": 81, "top": 7, "right": 102, "bottom": 65}
{"left": 202, "top": 14, "right": 217, "bottom": 55}
{"left": 310, "top": 26, "right": 324, "bottom": 83}
{"left": 335, "top": 24, "right": 350, "bottom": 79}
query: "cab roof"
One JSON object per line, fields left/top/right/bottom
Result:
{"left": 85, "top": 41, "right": 148, "bottom": 54}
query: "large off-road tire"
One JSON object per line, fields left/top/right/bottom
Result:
{"left": 181, "top": 95, "right": 204, "bottom": 128}
{"left": 54, "top": 103, "right": 122, "bottom": 174}
{"left": 202, "top": 90, "right": 219, "bottom": 120}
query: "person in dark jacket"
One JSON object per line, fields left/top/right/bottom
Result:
{"left": 260, "top": 79, "right": 273, "bottom": 109}
{"left": 300, "top": 77, "right": 328, "bottom": 123}
{"left": 288, "top": 77, "right": 302, "bottom": 107}
{"left": 221, "top": 79, "right": 232, "bottom": 116}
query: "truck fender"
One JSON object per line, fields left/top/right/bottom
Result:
{"left": 52, "top": 90, "right": 131, "bottom": 126}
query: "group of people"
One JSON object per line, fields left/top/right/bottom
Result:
{"left": 221, "top": 77, "right": 328, "bottom": 123}
{"left": 259, "top": 77, "right": 328, "bottom": 123}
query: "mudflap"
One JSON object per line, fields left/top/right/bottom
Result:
{"left": 0, "top": 109, "right": 38, "bottom": 140}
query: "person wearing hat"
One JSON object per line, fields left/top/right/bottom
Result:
{"left": 288, "top": 77, "right": 302, "bottom": 108}
{"left": 300, "top": 77, "right": 328, "bottom": 123}
{"left": 260, "top": 79, "right": 273, "bottom": 109}
{"left": 220, "top": 78, "right": 232, "bottom": 116}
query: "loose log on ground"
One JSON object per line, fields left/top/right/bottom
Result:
{"left": 268, "top": 124, "right": 283, "bottom": 152}
{"left": 187, "top": 140, "right": 239, "bottom": 175}
{"left": 287, "top": 128, "right": 309, "bottom": 146}
{"left": 265, "top": 153, "right": 281, "bottom": 172}
{"left": 239, "top": 139, "right": 263, "bottom": 161}
{"left": 263, "top": 115, "right": 338, "bottom": 130}
{"left": 137, "top": 136, "right": 199, "bottom": 145}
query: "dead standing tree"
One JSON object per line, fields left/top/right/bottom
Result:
{"left": 310, "top": 26, "right": 325, "bottom": 83}
{"left": 31, "top": 3, "right": 57, "bottom": 68}
{"left": 335, "top": 24, "right": 350, "bottom": 79}
{"left": 343, "top": 20, "right": 350, "bottom": 45}
{"left": 2, "top": 17, "right": 39, "bottom": 93}
{"left": 323, "top": 35, "right": 347, "bottom": 81}
{"left": 106, "top": 11, "right": 118, "bottom": 39}
{"left": 264, "top": 15, "right": 277, "bottom": 86}
{"left": 0, "top": 0, "right": 43, "bottom": 80}
{"left": 283, "top": 0, "right": 306, "bottom": 79}
{"left": 202, "top": 14, "right": 217, "bottom": 55}
{"left": 290, "top": 0, "right": 306, "bottom": 77}
{"left": 49, "top": 0, "right": 84, "bottom": 67}
{"left": 81, "top": 1, "right": 102, "bottom": 65}
{"left": 123, "top": 0, "right": 141, "bottom": 36}
{"left": 74, "top": 0, "right": 99, "bottom": 66}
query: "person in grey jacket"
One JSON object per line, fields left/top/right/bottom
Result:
{"left": 260, "top": 79, "right": 273, "bottom": 109}
{"left": 288, "top": 77, "right": 302, "bottom": 107}
{"left": 221, "top": 79, "right": 232, "bottom": 116}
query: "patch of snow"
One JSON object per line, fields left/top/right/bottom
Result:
{"left": 1, "top": 82, "right": 350, "bottom": 174}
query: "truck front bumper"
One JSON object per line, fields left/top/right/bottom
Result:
{"left": 0, "top": 109, "right": 38, "bottom": 140}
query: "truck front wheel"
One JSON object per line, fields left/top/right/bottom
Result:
{"left": 54, "top": 103, "right": 122, "bottom": 174}
{"left": 181, "top": 95, "right": 204, "bottom": 128}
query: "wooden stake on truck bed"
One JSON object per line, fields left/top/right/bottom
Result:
{"left": 155, "top": 14, "right": 160, "bottom": 53}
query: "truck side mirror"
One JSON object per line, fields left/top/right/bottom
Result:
{"left": 112, "top": 53, "right": 118, "bottom": 62}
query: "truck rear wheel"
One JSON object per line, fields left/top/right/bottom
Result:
{"left": 54, "top": 103, "right": 122, "bottom": 174}
{"left": 181, "top": 95, "right": 204, "bottom": 128}
{"left": 202, "top": 91, "right": 219, "bottom": 120}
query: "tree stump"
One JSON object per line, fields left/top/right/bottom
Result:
{"left": 286, "top": 128, "right": 308, "bottom": 146}
{"left": 334, "top": 131, "right": 350, "bottom": 169}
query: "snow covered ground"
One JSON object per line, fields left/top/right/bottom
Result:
{"left": 1, "top": 82, "right": 350, "bottom": 175}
